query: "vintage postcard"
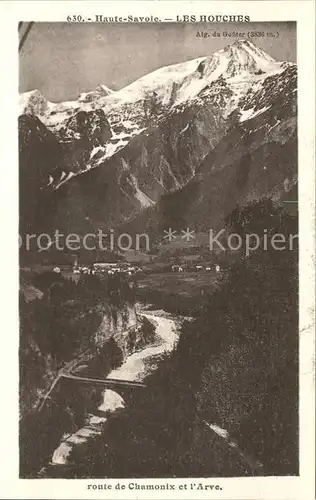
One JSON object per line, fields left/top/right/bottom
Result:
{"left": 0, "top": 1, "right": 315, "bottom": 499}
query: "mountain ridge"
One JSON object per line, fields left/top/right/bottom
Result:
{"left": 19, "top": 40, "right": 297, "bottom": 255}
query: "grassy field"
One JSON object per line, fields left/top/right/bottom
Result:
{"left": 136, "top": 271, "right": 221, "bottom": 315}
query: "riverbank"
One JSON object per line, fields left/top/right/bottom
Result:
{"left": 38, "top": 308, "right": 180, "bottom": 477}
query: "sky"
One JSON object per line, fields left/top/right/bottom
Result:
{"left": 19, "top": 22, "right": 296, "bottom": 102}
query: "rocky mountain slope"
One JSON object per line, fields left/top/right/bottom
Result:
{"left": 129, "top": 63, "right": 297, "bottom": 237}
{"left": 19, "top": 40, "right": 297, "bottom": 250}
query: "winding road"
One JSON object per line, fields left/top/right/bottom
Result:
{"left": 49, "top": 312, "right": 179, "bottom": 467}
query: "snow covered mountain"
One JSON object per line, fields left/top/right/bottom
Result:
{"left": 19, "top": 40, "right": 297, "bottom": 245}
{"left": 19, "top": 40, "right": 288, "bottom": 178}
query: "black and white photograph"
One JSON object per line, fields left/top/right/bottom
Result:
{"left": 14, "top": 12, "right": 309, "bottom": 488}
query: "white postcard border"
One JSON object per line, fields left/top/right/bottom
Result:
{"left": 0, "top": 1, "right": 314, "bottom": 499}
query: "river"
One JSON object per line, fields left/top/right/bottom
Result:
{"left": 41, "top": 311, "right": 179, "bottom": 476}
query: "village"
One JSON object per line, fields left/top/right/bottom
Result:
{"left": 51, "top": 258, "right": 221, "bottom": 278}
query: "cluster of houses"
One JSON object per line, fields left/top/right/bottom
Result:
{"left": 168, "top": 254, "right": 221, "bottom": 273}
{"left": 171, "top": 263, "right": 221, "bottom": 273}
{"left": 72, "top": 262, "right": 142, "bottom": 276}
{"left": 63, "top": 257, "right": 222, "bottom": 277}
{"left": 50, "top": 251, "right": 222, "bottom": 277}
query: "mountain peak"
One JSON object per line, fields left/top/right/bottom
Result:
{"left": 229, "top": 39, "right": 275, "bottom": 61}
{"left": 78, "top": 84, "right": 114, "bottom": 103}
{"left": 19, "top": 89, "right": 48, "bottom": 115}
{"left": 97, "top": 84, "right": 114, "bottom": 95}
{"left": 207, "top": 40, "right": 279, "bottom": 78}
{"left": 205, "top": 40, "right": 278, "bottom": 79}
